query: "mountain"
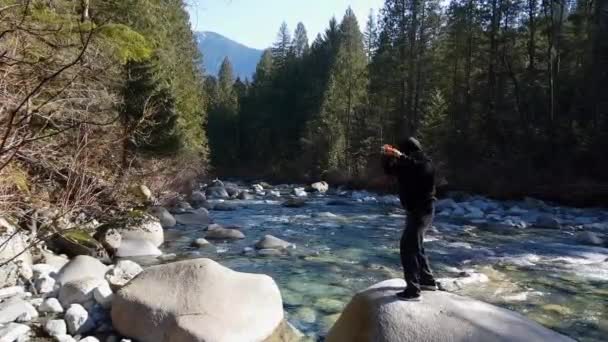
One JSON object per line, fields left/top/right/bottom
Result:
{"left": 195, "top": 31, "right": 263, "bottom": 80}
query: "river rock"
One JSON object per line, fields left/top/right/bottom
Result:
{"left": 237, "top": 191, "right": 254, "bottom": 200}
{"left": 224, "top": 183, "right": 240, "bottom": 198}
{"left": 326, "top": 278, "right": 574, "bottom": 342}
{"left": 0, "top": 323, "right": 30, "bottom": 342}
{"left": 41, "top": 250, "right": 70, "bottom": 270}
{"left": 35, "top": 273, "right": 57, "bottom": 294}
{"left": 45, "top": 319, "right": 67, "bottom": 336}
{"left": 205, "top": 225, "right": 245, "bottom": 240}
{"left": 206, "top": 186, "right": 229, "bottom": 200}
{"left": 252, "top": 184, "right": 264, "bottom": 192}
{"left": 189, "top": 191, "right": 207, "bottom": 208}
{"left": 257, "top": 249, "right": 285, "bottom": 257}
{"left": 93, "top": 282, "right": 113, "bottom": 309}
{"left": 65, "top": 304, "right": 95, "bottom": 335}
{"left": 0, "top": 286, "right": 25, "bottom": 300}
{"left": 0, "top": 217, "right": 33, "bottom": 288}
{"left": 95, "top": 228, "right": 122, "bottom": 254}
{"left": 0, "top": 298, "right": 38, "bottom": 324}
{"left": 576, "top": 231, "right": 605, "bottom": 246}
{"left": 309, "top": 181, "right": 329, "bottom": 193}
{"left": 39, "top": 298, "right": 64, "bottom": 313}
{"left": 115, "top": 239, "right": 162, "bottom": 258}
{"left": 148, "top": 207, "right": 176, "bottom": 228}
{"left": 105, "top": 260, "right": 143, "bottom": 289}
{"left": 117, "top": 217, "right": 163, "bottom": 247}
{"left": 59, "top": 277, "right": 107, "bottom": 307}
{"left": 293, "top": 188, "right": 308, "bottom": 198}
{"left": 111, "top": 258, "right": 284, "bottom": 342}
{"left": 283, "top": 198, "right": 306, "bottom": 208}
{"left": 255, "top": 235, "right": 293, "bottom": 250}
{"left": 55, "top": 335, "right": 77, "bottom": 342}
{"left": 57, "top": 256, "right": 108, "bottom": 285}
{"left": 212, "top": 202, "right": 238, "bottom": 211}
{"left": 174, "top": 208, "right": 211, "bottom": 227}
{"left": 48, "top": 230, "right": 109, "bottom": 261}
{"left": 192, "top": 238, "right": 211, "bottom": 247}
{"left": 534, "top": 214, "right": 561, "bottom": 229}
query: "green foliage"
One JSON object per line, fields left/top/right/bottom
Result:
{"left": 98, "top": 24, "right": 152, "bottom": 64}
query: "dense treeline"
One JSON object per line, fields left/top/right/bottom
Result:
{"left": 208, "top": 0, "right": 608, "bottom": 202}
{"left": 0, "top": 0, "right": 207, "bottom": 216}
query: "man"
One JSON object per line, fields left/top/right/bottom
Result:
{"left": 382, "top": 137, "right": 437, "bottom": 301}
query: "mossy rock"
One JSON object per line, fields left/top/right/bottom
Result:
{"left": 48, "top": 228, "right": 110, "bottom": 262}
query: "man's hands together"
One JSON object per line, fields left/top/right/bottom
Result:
{"left": 381, "top": 144, "right": 403, "bottom": 158}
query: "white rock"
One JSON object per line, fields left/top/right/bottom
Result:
{"left": 54, "top": 335, "right": 77, "bottom": 342}
{"left": 35, "top": 274, "right": 57, "bottom": 294}
{"left": 65, "top": 304, "right": 95, "bottom": 335}
{"left": 192, "top": 238, "right": 211, "bottom": 247}
{"left": 45, "top": 319, "right": 67, "bottom": 336}
{"left": 0, "top": 323, "right": 30, "bottom": 342}
{"left": 118, "top": 218, "right": 163, "bottom": 247}
{"left": 105, "top": 260, "right": 143, "bottom": 289}
{"left": 293, "top": 188, "right": 308, "bottom": 198}
{"left": 252, "top": 184, "right": 264, "bottom": 192}
{"left": 93, "top": 282, "right": 113, "bottom": 309}
{"left": 29, "top": 298, "right": 44, "bottom": 308}
{"left": 0, "top": 298, "right": 38, "bottom": 324}
{"left": 32, "top": 264, "right": 59, "bottom": 280}
{"left": 254, "top": 235, "right": 293, "bottom": 250}
{"left": 310, "top": 181, "right": 329, "bottom": 193}
{"left": 57, "top": 256, "right": 108, "bottom": 285}
{"left": 115, "top": 239, "right": 162, "bottom": 258}
{"left": 59, "top": 277, "right": 106, "bottom": 307}
{"left": 79, "top": 337, "right": 100, "bottom": 342}
{"left": 39, "top": 298, "right": 64, "bottom": 313}
{"left": 0, "top": 287, "right": 25, "bottom": 300}
{"left": 326, "top": 279, "right": 574, "bottom": 342}
{"left": 111, "top": 258, "right": 284, "bottom": 342}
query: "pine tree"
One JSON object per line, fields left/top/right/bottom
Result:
{"left": 292, "top": 22, "right": 310, "bottom": 58}
{"left": 363, "top": 10, "right": 378, "bottom": 61}
{"left": 272, "top": 22, "right": 293, "bottom": 69}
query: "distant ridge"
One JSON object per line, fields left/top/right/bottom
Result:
{"left": 195, "top": 31, "right": 263, "bottom": 80}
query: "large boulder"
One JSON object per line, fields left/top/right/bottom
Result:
{"left": 116, "top": 216, "right": 163, "bottom": 248}
{"left": 148, "top": 207, "right": 176, "bottom": 228}
{"left": 174, "top": 208, "right": 211, "bottom": 227}
{"left": 224, "top": 183, "right": 240, "bottom": 198}
{"left": 48, "top": 229, "right": 109, "bottom": 261}
{"left": 111, "top": 259, "right": 284, "bottom": 342}
{"left": 189, "top": 191, "right": 207, "bottom": 209}
{"left": 105, "top": 260, "right": 144, "bottom": 289}
{"left": 56, "top": 255, "right": 108, "bottom": 285}
{"left": 58, "top": 277, "right": 107, "bottom": 307}
{"left": 326, "top": 279, "right": 574, "bottom": 342}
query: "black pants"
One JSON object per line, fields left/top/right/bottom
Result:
{"left": 400, "top": 204, "right": 435, "bottom": 295}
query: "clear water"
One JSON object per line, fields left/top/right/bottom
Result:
{"left": 136, "top": 190, "right": 608, "bottom": 341}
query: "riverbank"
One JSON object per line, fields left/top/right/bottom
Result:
{"left": 1, "top": 180, "right": 606, "bottom": 341}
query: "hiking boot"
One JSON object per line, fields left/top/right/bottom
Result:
{"left": 420, "top": 280, "right": 438, "bottom": 291}
{"left": 396, "top": 290, "right": 421, "bottom": 301}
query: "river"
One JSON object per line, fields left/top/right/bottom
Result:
{"left": 133, "top": 184, "right": 607, "bottom": 341}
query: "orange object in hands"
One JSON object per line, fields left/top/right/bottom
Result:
{"left": 381, "top": 144, "right": 403, "bottom": 158}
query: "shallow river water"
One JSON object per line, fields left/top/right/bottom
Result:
{"left": 136, "top": 186, "right": 607, "bottom": 341}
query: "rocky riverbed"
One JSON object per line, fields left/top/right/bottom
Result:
{"left": 0, "top": 180, "right": 606, "bottom": 341}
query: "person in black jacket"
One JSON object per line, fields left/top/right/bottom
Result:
{"left": 382, "top": 137, "right": 437, "bottom": 301}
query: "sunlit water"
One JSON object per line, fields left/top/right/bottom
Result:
{"left": 134, "top": 188, "right": 607, "bottom": 341}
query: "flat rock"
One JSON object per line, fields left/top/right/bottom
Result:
{"left": 174, "top": 208, "right": 211, "bottom": 227}
{"left": 326, "top": 279, "right": 574, "bottom": 342}
{"left": 0, "top": 323, "right": 30, "bottom": 342}
{"left": 117, "top": 218, "right": 163, "bottom": 247}
{"left": 59, "top": 277, "right": 107, "bottom": 307}
{"left": 0, "top": 298, "right": 38, "bottom": 324}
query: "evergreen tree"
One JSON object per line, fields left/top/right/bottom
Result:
{"left": 293, "top": 22, "right": 310, "bottom": 58}
{"left": 363, "top": 10, "right": 378, "bottom": 61}
{"left": 272, "top": 22, "right": 293, "bottom": 69}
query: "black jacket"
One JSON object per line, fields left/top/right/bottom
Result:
{"left": 382, "top": 152, "right": 436, "bottom": 211}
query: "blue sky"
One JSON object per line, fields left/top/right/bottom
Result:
{"left": 186, "top": 0, "right": 385, "bottom": 50}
